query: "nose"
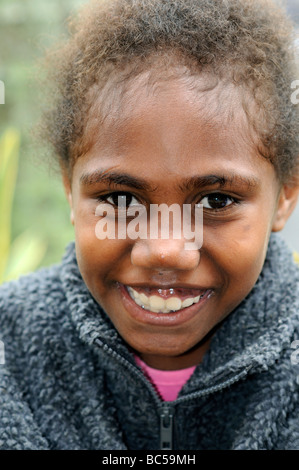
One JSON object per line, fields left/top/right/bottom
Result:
{"left": 131, "top": 239, "right": 200, "bottom": 271}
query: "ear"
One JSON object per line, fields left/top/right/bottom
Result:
{"left": 272, "top": 179, "right": 299, "bottom": 232}
{"left": 62, "top": 172, "right": 75, "bottom": 226}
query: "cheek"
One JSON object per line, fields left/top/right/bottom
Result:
{"left": 204, "top": 217, "right": 271, "bottom": 283}
{"left": 74, "top": 218, "right": 131, "bottom": 293}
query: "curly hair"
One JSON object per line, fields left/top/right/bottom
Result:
{"left": 40, "top": 0, "right": 299, "bottom": 184}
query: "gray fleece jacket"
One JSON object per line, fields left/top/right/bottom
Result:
{"left": 0, "top": 233, "right": 298, "bottom": 450}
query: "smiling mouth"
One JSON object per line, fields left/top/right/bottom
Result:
{"left": 127, "top": 286, "right": 207, "bottom": 314}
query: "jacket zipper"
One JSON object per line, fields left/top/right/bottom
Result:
{"left": 94, "top": 337, "right": 250, "bottom": 450}
{"left": 159, "top": 403, "right": 174, "bottom": 450}
{"left": 94, "top": 337, "right": 163, "bottom": 406}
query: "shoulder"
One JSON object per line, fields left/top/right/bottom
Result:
{"left": 0, "top": 262, "right": 65, "bottom": 329}
{"left": 0, "top": 253, "right": 75, "bottom": 369}
{"left": 0, "top": 261, "right": 63, "bottom": 298}
{"left": 0, "top": 263, "right": 68, "bottom": 449}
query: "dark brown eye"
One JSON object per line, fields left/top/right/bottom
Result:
{"left": 105, "top": 192, "right": 139, "bottom": 208}
{"left": 200, "top": 193, "right": 234, "bottom": 210}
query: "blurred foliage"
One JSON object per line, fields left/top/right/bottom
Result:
{"left": 0, "top": 128, "right": 47, "bottom": 283}
{"left": 0, "top": 0, "right": 298, "bottom": 274}
{"left": 0, "top": 0, "right": 86, "bottom": 269}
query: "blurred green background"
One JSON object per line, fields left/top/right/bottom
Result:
{"left": 0, "top": 0, "right": 298, "bottom": 282}
{"left": 0, "top": 0, "right": 88, "bottom": 279}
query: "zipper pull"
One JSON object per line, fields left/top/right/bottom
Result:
{"left": 159, "top": 404, "right": 174, "bottom": 450}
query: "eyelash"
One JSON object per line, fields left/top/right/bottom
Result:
{"left": 96, "top": 191, "right": 241, "bottom": 212}
{"left": 198, "top": 193, "right": 240, "bottom": 212}
{"left": 96, "top": 192, "right": 142, "bottom": 208}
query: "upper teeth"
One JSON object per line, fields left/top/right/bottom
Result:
{"left": 127, "top": 287, "right": 204, "bottom": 314}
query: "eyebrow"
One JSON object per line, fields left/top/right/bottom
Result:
{"left": 180, "top": 173, "right": 260, "bottom": 192}
{"left": 80, "top": 170, "right": 155, "bottom": 191}
{"left": 80, "top": 169, "right": 260, "bottom": 192}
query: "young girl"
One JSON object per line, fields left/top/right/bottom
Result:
{"left": 1, "top": 0, "right": 299, "bottom": 450}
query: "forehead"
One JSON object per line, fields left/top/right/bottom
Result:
{"left": 88, "top": 73, "right": 246, "bottom": 140}
{"left": 72, "top": 71, "right": 275, "bottom": 186}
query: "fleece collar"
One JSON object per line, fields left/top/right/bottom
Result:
{"left": 60, "top": 233, "right": 299, "bottom": 394}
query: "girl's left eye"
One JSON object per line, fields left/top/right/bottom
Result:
{"left": 199, "top": 193, "right": 237, "bottom": 210}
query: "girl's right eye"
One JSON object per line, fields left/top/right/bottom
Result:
{"left": 98, "top": 192, "right": 142, "bottom": 209}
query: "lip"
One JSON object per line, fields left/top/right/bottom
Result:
{"left": 118, "top": 283, "right": 214, "bottom": 327}
{"left": 119, "top": 282, "right": 211, "bottom": 291}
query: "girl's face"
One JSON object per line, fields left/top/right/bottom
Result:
{"left": 65, "top": 75, "right": 298, "bottom": 370}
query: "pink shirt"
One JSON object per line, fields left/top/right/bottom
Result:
{"left": 135, "top": 356, "right": 196, "bottom": 402}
